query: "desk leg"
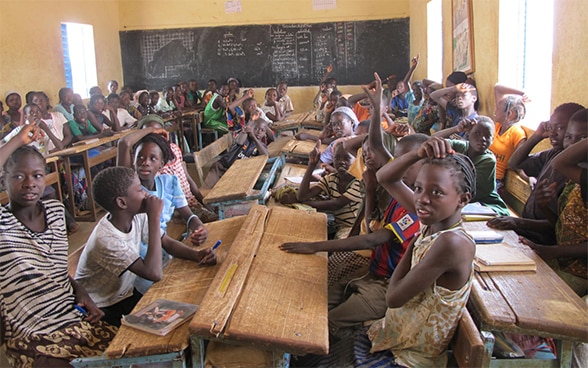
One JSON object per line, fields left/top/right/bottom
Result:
{"left": 62, "top": 157, "right": 77, "bottom": 221}
{"left": 556, "top": 340, "right": 573, "bottom": 368}
{"left": 82, "top": 152, "right": 97, "bottom": 222}
{"left": 481, "top": 330, "right": 494, "bottom": 368}
{"left": 189, "top": 335, "right": 205, "bottom": 368}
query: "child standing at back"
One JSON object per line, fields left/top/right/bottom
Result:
{"left": 0, "top": 125, "right": 117, "bottom": 367}
{"left": 356, "top": 135, "right": 476, "bottom": 367}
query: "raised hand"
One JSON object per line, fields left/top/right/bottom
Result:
{"left": 309, "top": 139, "right": 321, "bottom": 165}
{"left": 417, "top": 136, "right": 455, "bottom": 159}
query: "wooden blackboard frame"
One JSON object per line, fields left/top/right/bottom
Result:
{"left": 120, "top": 18, "right": 409, "bottom": 90}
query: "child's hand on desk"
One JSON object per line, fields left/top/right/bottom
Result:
{"left": 486, "top": 216, "right": 517, "bottom": 230}
{"left": 189, "top": 225, "right": 208, "bottom": 246}
{"left": 519, "top": 236, "right": 557, "bottom": 260}
{"left": 197, "top": 247, "right": 217, "bottom": 266}
{"left": 279, "top": 242, "right": 316, "bottom": 254}
{"left": 99, "top": 129, "right": 114, "bottom": 138}
{"left": 76, "top": 297, "right": 104, "bottom": 324}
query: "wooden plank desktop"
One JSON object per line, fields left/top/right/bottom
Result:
{"left": 464, "top": 221, "right": 588, "bottom": 342}
{"left": 203, "top": 155, "right": 268, "bottom": 204}
{"left": 281, "top": 139, "right": 328, "bottom": 157}
{"left": 105, "top": 216, "right": 247, "bottom": 359}
{"left": 190, "top": 205, "right": 328, "bottom": 356}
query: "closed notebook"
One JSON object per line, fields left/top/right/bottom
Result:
{"left": 474, "top": 243, "right": 536, "bottom": 272}
{"left": 121, "top": 299, "right": 199, "bottom": 336}
{"left": 462, "top": 202, "right": 497, "bottom": 220}
{"left": 466, "top": 230, "right": 505, "bottom": 244}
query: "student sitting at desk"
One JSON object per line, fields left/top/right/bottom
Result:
{"left": 75, "top": 167, "right": 216, "bottom": 327}
{"left": 294, "top": 141, "right": 362, "bottom": 239}
{"left": 434, "top": 115, "right": 510, "bottom": 216}
{"left": 203, "top": 118, "right": 269, "bottom": 189}
{"left": 120, "top": 90, "right": 142, "bottom": 120}
{"left": 53, "top": 87, "right": 75, "bottom": 122}
{"left": 202, "top": 79, "right": 218, "bottom": 106}
{"left": 488, "top": 102, "right": 585, "bottom": 244}
{"left": 261, "top": 88, "right": 284, "bottom": 122}
{"left": 106, "top": 93, "right": 137, "bottom": 129}
{"left": 357, "top": 136, "right": 476, "bottom": 367}
{"left": 32, "top": 91, "right": 69, "bottom": 150}
{"left": 0, "top": 126, "right": 117, "bottom": 367}
{"left": 202, "top": 83, "right": 230, "bottom": 134}
{"left": 430, "top": 82, "right": 478, "bottom": 130}
{"left": 62, "top": 104, "right": 114, "bottom": 145}
{"left": 87, "top": 94, "right": 121, "bottom": 132}
{"left": 186, "top": 79, "right": 203, "bottom": 108}
{"left": 276, "top": 80, "right": 294, "bottom": 117}
{"left": 318, "top": 106, "right": 359, "bottom": 170}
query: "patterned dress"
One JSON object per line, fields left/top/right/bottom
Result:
{"left": 365, "top": 226, "right": 474, "bottom": 367}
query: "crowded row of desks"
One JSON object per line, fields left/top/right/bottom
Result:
{"left": 33, "top": 111, "right": 587, "bottom": 367}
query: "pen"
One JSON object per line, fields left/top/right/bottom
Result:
{"left": 211, "top": 240, "right": 222, "bottom": 252}
{"left": 75, "top": 305, "right": 89, "bottom": 316}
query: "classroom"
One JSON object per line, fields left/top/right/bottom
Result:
{"left": 0, "top": 0, "right": 587, "bottom": 367}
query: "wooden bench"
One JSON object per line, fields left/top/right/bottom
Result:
{"left": 502, "top": 169, "right": 532, "bottom": 216}
{"left": 190, "top": 132, "right": 233, "bottom": 188}
{"left": 450, "top": 309, "right": 488, "bottom": 367}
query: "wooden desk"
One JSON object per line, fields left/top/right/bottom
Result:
{"left": 48, "top": 130, "right": 132, "bottom": 222}
{"left": 463, "top": 221, "right": 588, "bottom": 367}
{"left": 280, "top": 139, "right": 328, "bottom": 158}
{"left": 71, "top": 216, "right": 247, "bottom": 367}
{"left": 272, "top": 111, "right": 317, "bottom": 135}
{"left": 203, "top": 155, "right": 282, "bottom": 219}
{"left": 274, "top": 163, "right": 308, "bottom": 188}
{"left": 267, "top": 136, "right": 291, "bottom": 158}
{"left": 190, "top": 205, "right": 328, "bottom": 365}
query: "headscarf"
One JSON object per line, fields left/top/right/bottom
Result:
{"left": 332, "top": 106, "right": 360, "bottom": 131}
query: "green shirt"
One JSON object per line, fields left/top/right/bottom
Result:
{"left": 67, "top": 119, "right": 98, "bottom": 138}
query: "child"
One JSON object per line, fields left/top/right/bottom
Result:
{"left": 133, "top": 114, "right": 218, "bottom": 222}
{"left": 203, "top": 118, "right": 269, "bottom": 189}
{"left": 173, "top": 84, "right": 185, "bottom": 109}
{"left": 412, "top": 82, "right": 443, "bottom": 134}
{"left": 276, "top": 81, "right": 294, "bottom": 117}
{"left": 488, "top": 103, "right": 584, "bottom": 243}
{"left": 63, "top": 104, "right": 113, "bottom": 145}
{"left": 0, "top": 125, "right": 116, "bottom": 367}
{"left": 319, "top": 106, "right": 360, "bottom": 168}
{"left": 186, "top": 79, "right": 202, "bottom": 108}
{"left": 434, "top": 116, "right": 510, "bottom": 216}
{"left": 107, "top": 80, "right": 119, "bottom": 95}
{"left": 87, "top": 94, "right": 121, "bottom": 132}
{"left": 32, "top": 91, "right": 68, "bottom": 148}
{"left": 106, "top": 93, "right": 137, "bottom": 128}
{"left": 155, "top": 87, "right": 179, "bottom": 117}
{"left": 53, "top": 88, "right": 75, "bottom": 122}
{"left": 202, "top": 79, "right": 218, "bottom": 105}
{"left": 74, "top": 167, "right": 215, "bottom": 326}
{"left": 296, "top": 141, "right": 362, "bottom": 239}
{"left": 430, "top": 82, "right": 478, "bottom": 129}
{"left": 490, "top": 84, "right": 529, "bottom": 184}
{"left": 202, "top": 84, "right": 230, "bottom": 134}
{"left": 356, "top": 136, "right": 476, "bottom": 367}
{"left": 4, "top": 91, "right": 22, "bottom": 126}
{"left": 89, "top": 86, "right": 103, "bottom": 97}
{"left": 389, "top": 54, "right": 419, "bottom": 118}
{"left": 261, "top": 87, "right": 284, "bottom": 122}
{"left": 3, "top": 104, "right": 64, "bottom": 155}
{"left": 136, "top": 90, "right": 152, "bottom": 117}
{"left": 120, "top": 90, "right": 142, "bottom": 120}
{"left": 149, "top": 90, "right": 160, "bottom": 113}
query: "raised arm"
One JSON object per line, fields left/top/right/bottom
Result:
{"left": 363, "top": 72, "right": 393, "bottom": 161}
{"left": 228, "top": 89, "right": 254, "bottom": 115}
{"left": 127, "top": 195, "right": 164, "bottom": 281}
{"left": 398, "top": 54, "right": 419, "bottom": 95}
{"left": 297, "top": 140, "right": 325, "bottom": 201}
{"left": 0, "top": 124, "right": 41, "bottom": 168}
{"left": 508, "top": 120, "right": 550, "bottom": 170}
{"left": 494, "top": 83, "right": 527, "bottom": 103}
{"left": 429, "top": 85, "right": 457, "bottom": 110}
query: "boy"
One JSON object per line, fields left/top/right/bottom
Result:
{"left": 75, "top": 167, "right": 215, "bottom": 326}
{"left": 202, "top": 84, "right": 229, "bottom": 134}
{"left": 187, "top": 79, "right": 203, "bottom": 108}
{"left": 276, "top": 81, "right": 294, "bottom": 117}
{"left": 434, "top": 116, "right": 510, "bottom": 216}
{"left": 106, "top": 93, "right": 137, "bottom": 128}
{"left": 203, "top": 118, "right": 269, "bottom": 188}
{"left": 389, "top": 54, "right": 419, "bottom": 118}
{"left": 488, "top": 102, "right": 585, "bottom": 243}
{"left": 430, "top": 82, "right": 478, "bottom": 130}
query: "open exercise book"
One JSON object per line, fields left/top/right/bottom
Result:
{"left": 474, "top": 243, "right": 536, "bottom": 272}
{"left": 121, "top": 299, "right": 199, "bottom": 336}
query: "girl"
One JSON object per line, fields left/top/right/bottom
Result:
{"left": 32, "top": 92, "right": 68, "bottom": 151}
{"left": 0, "top": 125, "right": 116, "bottom": 367}
{"left": 63, "top": 104, "right": 113, "bottom": 145}
{"left": 4, "top": 91, "right": 22, "bottom": 127}
{"left": 120, "top": 90, "right": 142, "bottom": 120}
{"left": 87, "top": 94, "right": 121, "bottom": 132}
{"left": 136, "top": 91, "right": 151, "bottom": 117}
{"left": 53, "top": 87, "right": 75, "bottom": 121}
{"left": 351, "top": 73, "right": 476, "bottom": 367}
{"left": 261, "top": 88, "right": 284, "bottom": 122}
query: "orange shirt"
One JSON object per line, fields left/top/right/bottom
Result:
{"left": 489, "top": 122, "right": 527, "bottom": 180}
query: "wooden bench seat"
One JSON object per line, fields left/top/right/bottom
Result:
{"left": 189, "top": 133, "right": 233, "bottom": 188}
{"left": 450, "top": 309, "right": 487, "bottom": 367}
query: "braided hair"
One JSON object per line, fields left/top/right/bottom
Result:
{"left": 426, "top": 153, "right": 476, "bottom": 199}
{"left": 132, "top": 133, "right": 175, "bottom": 165}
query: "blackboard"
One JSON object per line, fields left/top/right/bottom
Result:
{"left": 120, "top": 18, "right": 409, "bottom": 90}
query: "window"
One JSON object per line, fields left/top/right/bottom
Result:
{"left": 427, "top": 0, "right": 443, "bottom": 83}
{"left": 61, "top": 22, "right": 97, "bottom": 99}
{"left": 499, "top": 0, "right": 554, "bottom": 128}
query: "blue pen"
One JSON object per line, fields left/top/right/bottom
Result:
{"left": 211, "top": 240, "right": 222, "bottom": 251}
{"left": 75, "top": 305, "right": 88, "bottom": 316}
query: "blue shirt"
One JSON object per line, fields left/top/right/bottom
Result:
{"left": 142, "top": 174, "right": 188, "bottom": 234}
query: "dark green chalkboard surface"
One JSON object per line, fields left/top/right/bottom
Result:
{"left": 120, "top": 18, "right": 409, "bottom": 90}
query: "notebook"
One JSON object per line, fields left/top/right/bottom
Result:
{"left": 121, "top": 299, "right": 199, "bottom": 336}
{"left": 462, "top": 202, "right": 497, "bottom": 218}
{"left": 466, "top": 230, "right": 505, "bottom": 244}
{"left": 474, "top": 243, "right": 536, "bottom": 272}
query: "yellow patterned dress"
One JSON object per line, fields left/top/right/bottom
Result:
{"left": 367, "top": 226, "right": 474, "bottom": 367}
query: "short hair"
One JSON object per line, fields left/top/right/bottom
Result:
{"left": 22, "top": 103, "right": 39, "bottom": 116}
{"left": 149, "top": 90, "right": 159, "bottom": 97}
{"left": 58, "top": 87, "right": 72, "bottom": 103}
{"left": 395, "top": 133, "right": 429, "bottom": 152}
{"left": 73, "top": 104, "right": 86, "bottom": 114}
{"left": 3, "top": 146, "right": 45, "bottom": 173}
{"left": 89, "top": 86, "right": 102, "bottom": 96}
{"left": 277, "top": 80, "right": 288, "bottom": 86}
{"left": 330, "top": 90, "right": 343, "bottom": 98}
{"left": 446, "top": 71, "right": 467, "bottom": 85}
{"left": 132, "top": 133, "right": 175, "bottom": 165}
{"left": 25, "top": 91, "right": 37, "bottom": 104}
{"left": 107, "top": 93, "right": 120, "bottom": 103}
{"left": 92, "top": 167, "right": 136, "bottom": 212}
{"left": 569, "top": 108, "right": 588, "bottom": 124}
{"left": 89, "top": 94, "right": 105, "bottom": 108}
{"left": 425, "top": 153, "right": 477, "bottom": 199}
{"left": 208, "top": 79, "right": 217, "bottom": 84}
{"left": 243, "top": 97, "right": 256, "bottom": 108}
{"left": 265, "top": 88, "right": 277, "bottom": 98}
{"left": 553, "top": 102, "right": 585, "bottom": 119}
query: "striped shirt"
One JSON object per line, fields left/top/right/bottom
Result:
{"left": 0, "top": 200, "right": 81, "bottom": 340}
{"left": 316, "top": 173, "right": 362, "bottom": 228}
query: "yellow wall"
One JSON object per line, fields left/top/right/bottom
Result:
{"left": 0, "top": 0, "right": 123, "bottom": 105}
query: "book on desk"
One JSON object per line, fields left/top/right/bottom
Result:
{"left": 462, "top": 202, "right": 497, "bottom": 221}
{"left": 121, "top": 299, "right": 198, "bottom": 336}
{"left": 474, "top": 243, "right": 536, "bottom": 272}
